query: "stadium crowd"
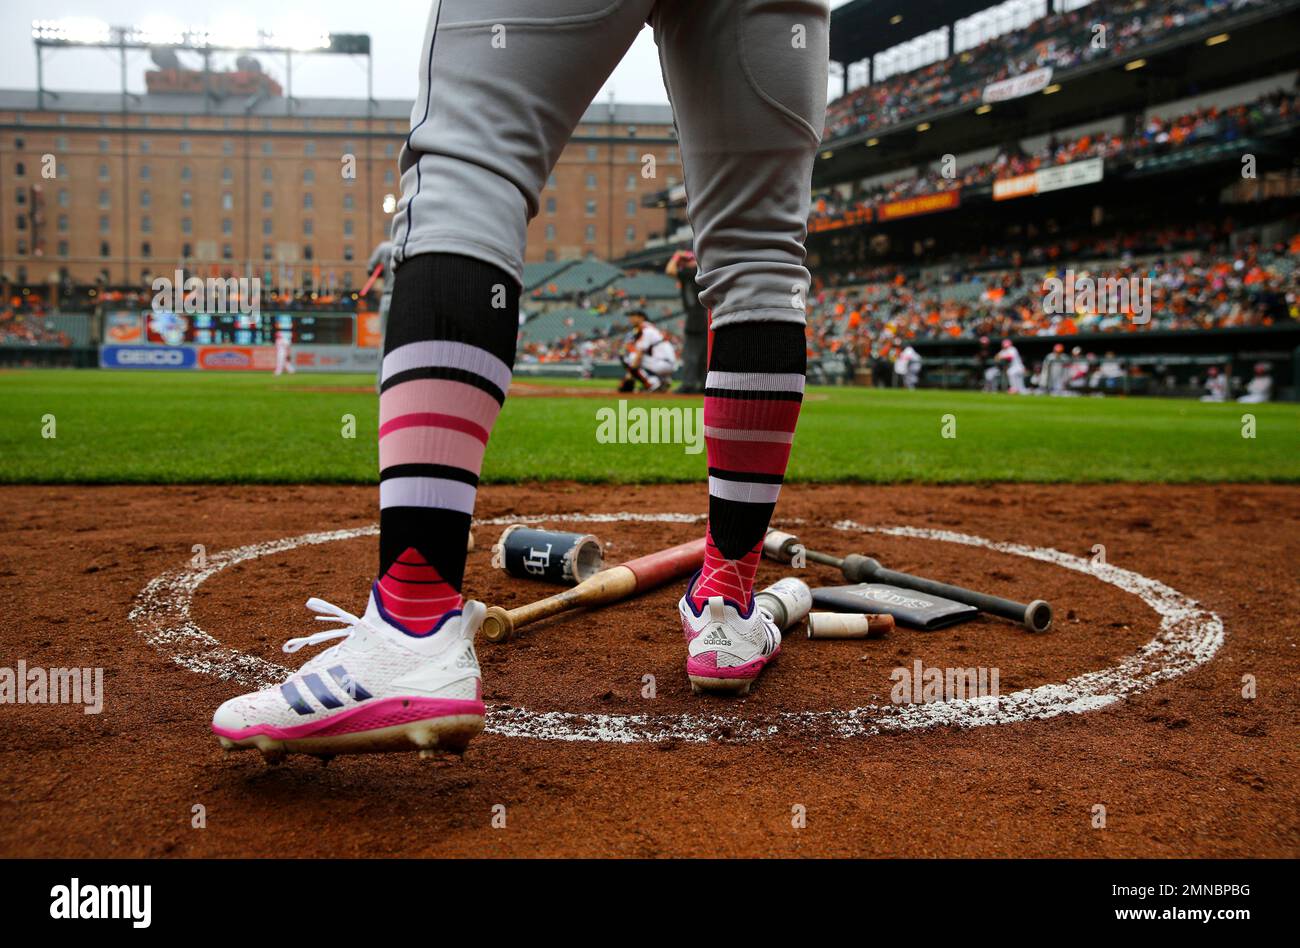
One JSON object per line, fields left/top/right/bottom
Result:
{"left": 813, "top": 87, "right": 1297, "bottom": 220}
{"left": 823, "top": 0, "right": 1270, "bottom": 141}
{"left": 0, "top": 303, "right": 68, "bottom": 347}
{"left": 803, "top": 233, "right": 1299, "bottom": 367}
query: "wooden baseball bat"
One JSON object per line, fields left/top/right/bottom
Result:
{"left": 763, "top": 530, "right": 1052, "bottom": 633}
{"left": 481, "top": 537, "right": 705, "bottom": 643}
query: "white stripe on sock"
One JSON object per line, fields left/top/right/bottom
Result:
{"left": 382, "top": 340, "right": 513, "bottom": 393}
{"left": 707, "top": 476, "right": 783, "bottom": 505}
{"left": 380, "top": 476, "right": 478, "bottom": 514}
{"left": 703, "top": 425, "right": 795, "bottom": 443}
{"left": 706, "top": 371, "right": 805, "bottom": 394}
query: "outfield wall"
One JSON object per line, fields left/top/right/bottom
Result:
{"left": 98, "top": 344, "right": 380, "bottom": 373}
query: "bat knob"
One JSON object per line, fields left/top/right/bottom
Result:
{"left": 1024, "top": 600, "right": 1053, "bottom": 633}
{"left": 842, "top": 554, "right": 881, "bottom": 583}
{"left": 481, "top": 606, "right": 514, "bottom": 643}
{"left": 762, "top": 530, "right": 800, "bottom": 563}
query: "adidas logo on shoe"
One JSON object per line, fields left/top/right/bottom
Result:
{"left": 699, "top": 626, "right": 732, "bottom": 647}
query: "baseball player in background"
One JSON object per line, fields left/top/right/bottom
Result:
{"left": 1238, "top": 362, "right": 1274, "bottom": 403}
{"left": 996, "top": 338, "right": 1026, "bottom": 394}
{"left": 212, "top": 0, "right": 830, "bottom": 758}
{"left": 273, "top": 330, "right": 294, "bottom": 376}
{"left": 893, "top": 344, "right": 921, "bottom": 390}
{"left": 619, "top": 310, "right": 677, "bottom": 392}
{"left": 975, "top": 335, "right": 1000, "bottom": 392}
{"left": 1200, "top": 366, "right": 1228, "bottom": 401}
{"left": 1040, "top": 342, "right": 1068, "bottom": 395}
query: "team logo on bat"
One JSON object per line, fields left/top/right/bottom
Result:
{"left": 523, "top": 544, "right": 553, "bottom": 576}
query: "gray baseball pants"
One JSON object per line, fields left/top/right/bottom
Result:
{"left": 390, "top": 0, "right": 829, "bottom": 328}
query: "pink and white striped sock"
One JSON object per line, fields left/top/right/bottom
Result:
{"left": 689, "top": 324, "right": 806, "bottom": 611}
{"left": 374, "top": 253, "right": 519, "bottom": 636}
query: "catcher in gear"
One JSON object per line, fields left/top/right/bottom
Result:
{"left": 619, "top": 310, "right": 678, "bottom": 392}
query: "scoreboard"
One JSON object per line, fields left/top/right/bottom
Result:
{"left": 144, "top": 311, "right": 355, "bottom": 346}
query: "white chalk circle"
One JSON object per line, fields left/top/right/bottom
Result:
{"left": 130, "top": 512, "right": 1223, "bottom": 743}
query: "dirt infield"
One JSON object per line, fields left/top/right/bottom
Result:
{"left": 1, "top": 483, "right": 1296, "bottom": 858}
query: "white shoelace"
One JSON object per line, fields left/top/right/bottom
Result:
{"left": 282, "top": 598, "right": 365, "bottom": 654}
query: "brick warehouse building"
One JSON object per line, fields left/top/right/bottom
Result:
{"left": 0, "top": 87, "right": 680, "bottom": 291}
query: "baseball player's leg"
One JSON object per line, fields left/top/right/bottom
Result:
{"left": 641, "top": 355, "right": 675, "bottom": 390}
{"left": 378, "top": 0, "right": 654, "bottom": 632}
{"left": 655, "top": 0, "right": 828, "bottom": 692}
{"left": 212, "top": 0, "right": 656, "bottom": 756}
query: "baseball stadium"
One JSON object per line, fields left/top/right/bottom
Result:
{"left": 1, "top": 0, "right": 1298, "bottom": 908}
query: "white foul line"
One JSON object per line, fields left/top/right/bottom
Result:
{"left": 129, "top": 512, "right": 1223, "bottom": 743}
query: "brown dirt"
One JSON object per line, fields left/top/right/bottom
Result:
{"left": 0, "top": 483, "right": 1297, "bottom": 858}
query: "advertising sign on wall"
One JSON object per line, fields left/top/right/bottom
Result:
{"left": 105, "top": 311, "right": 144, "bottom": 344}
{"left": 993, "top": 157, "right": 1105, "bottom": 201}
{"left": 983, "top": 66, "right": 1053, "bottom": 103}
{"left": 356, "top": 312, "right": 383, "bottom": 349}
{"left": 292, "top": 345, "right": 382, "bottom": 373}
{"left": 196, "top": 346, "right": 277, "bottom": 371}
{"left": 876, "top": 190, "right": 961, "bottom": 221}
{"left": 100, "top": 345, "right": 197, "bottom": 369}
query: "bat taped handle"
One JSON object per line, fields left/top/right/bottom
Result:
{"left": 844, "top": 555, "right": 1052, "bottom": 632}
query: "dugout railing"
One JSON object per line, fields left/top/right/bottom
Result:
{"left": 906, "top": 325, "right": 1300, "bottom": 400}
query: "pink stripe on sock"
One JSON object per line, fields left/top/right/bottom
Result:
{"left": 708, "top": 398, "right": 801, "bottom": 432}
{"left": 379, "top": 426, "right": 490, "bottom": 475}
{"left": 379, "top": 412, "right": 490, "bottom": 444}
{"left": 704, "top": 436, "right": 793, "bottom": 476}
{"left": 381, "top": 378, "right": 501, "bottom": 432}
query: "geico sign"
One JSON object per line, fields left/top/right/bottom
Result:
{"left": 119, "top": 348, "right": 187, "bottom": 365}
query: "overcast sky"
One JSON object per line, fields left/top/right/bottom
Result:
{"left": 1, "top": 0, "right": 854, "bottom": 104}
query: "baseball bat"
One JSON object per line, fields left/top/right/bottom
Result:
{"left": 360, "top": 263, "right": 384, "bottom": 297}
{"left": 763, "top": 530, "right": 1052, "bottom": 633}
{"left": 481, "top": 537, "right": 705, "bottom": 643}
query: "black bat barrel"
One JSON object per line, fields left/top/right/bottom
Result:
{"left": 493, "top": 526, "right": 604, "bottom": 586}
{"left": 841, "top": 554, "right": 1052, "bottom": 633}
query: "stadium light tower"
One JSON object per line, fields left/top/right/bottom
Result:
{"left": 32, "top": 17, "right": 373, "bottom": 112}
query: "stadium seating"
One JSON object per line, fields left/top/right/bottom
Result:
{"left": 607, "top": 272, "right": 680, "bottom": 299}
{"left": 813, "top": 88, "right": 1297, "bottom": 225}
{"left": 532, "top": 259, "right": 626, "bottom": 299}
{"left": 823, "top": 0, "right": 1270, "bottom": 142}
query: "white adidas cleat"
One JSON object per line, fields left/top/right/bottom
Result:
{"left": 679, "top": 582, "right": 781, "bottom": 696}
{"left": 212, "top": 592, "right": 485, "bottom": 762}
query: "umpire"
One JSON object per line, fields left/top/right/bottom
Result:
{"left": 667, "top": 249, "right": 708, "bottom": 394}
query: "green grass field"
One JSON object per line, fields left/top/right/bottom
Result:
{"left": 1, "top": 369, "right": 1296, "bottom": 484}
